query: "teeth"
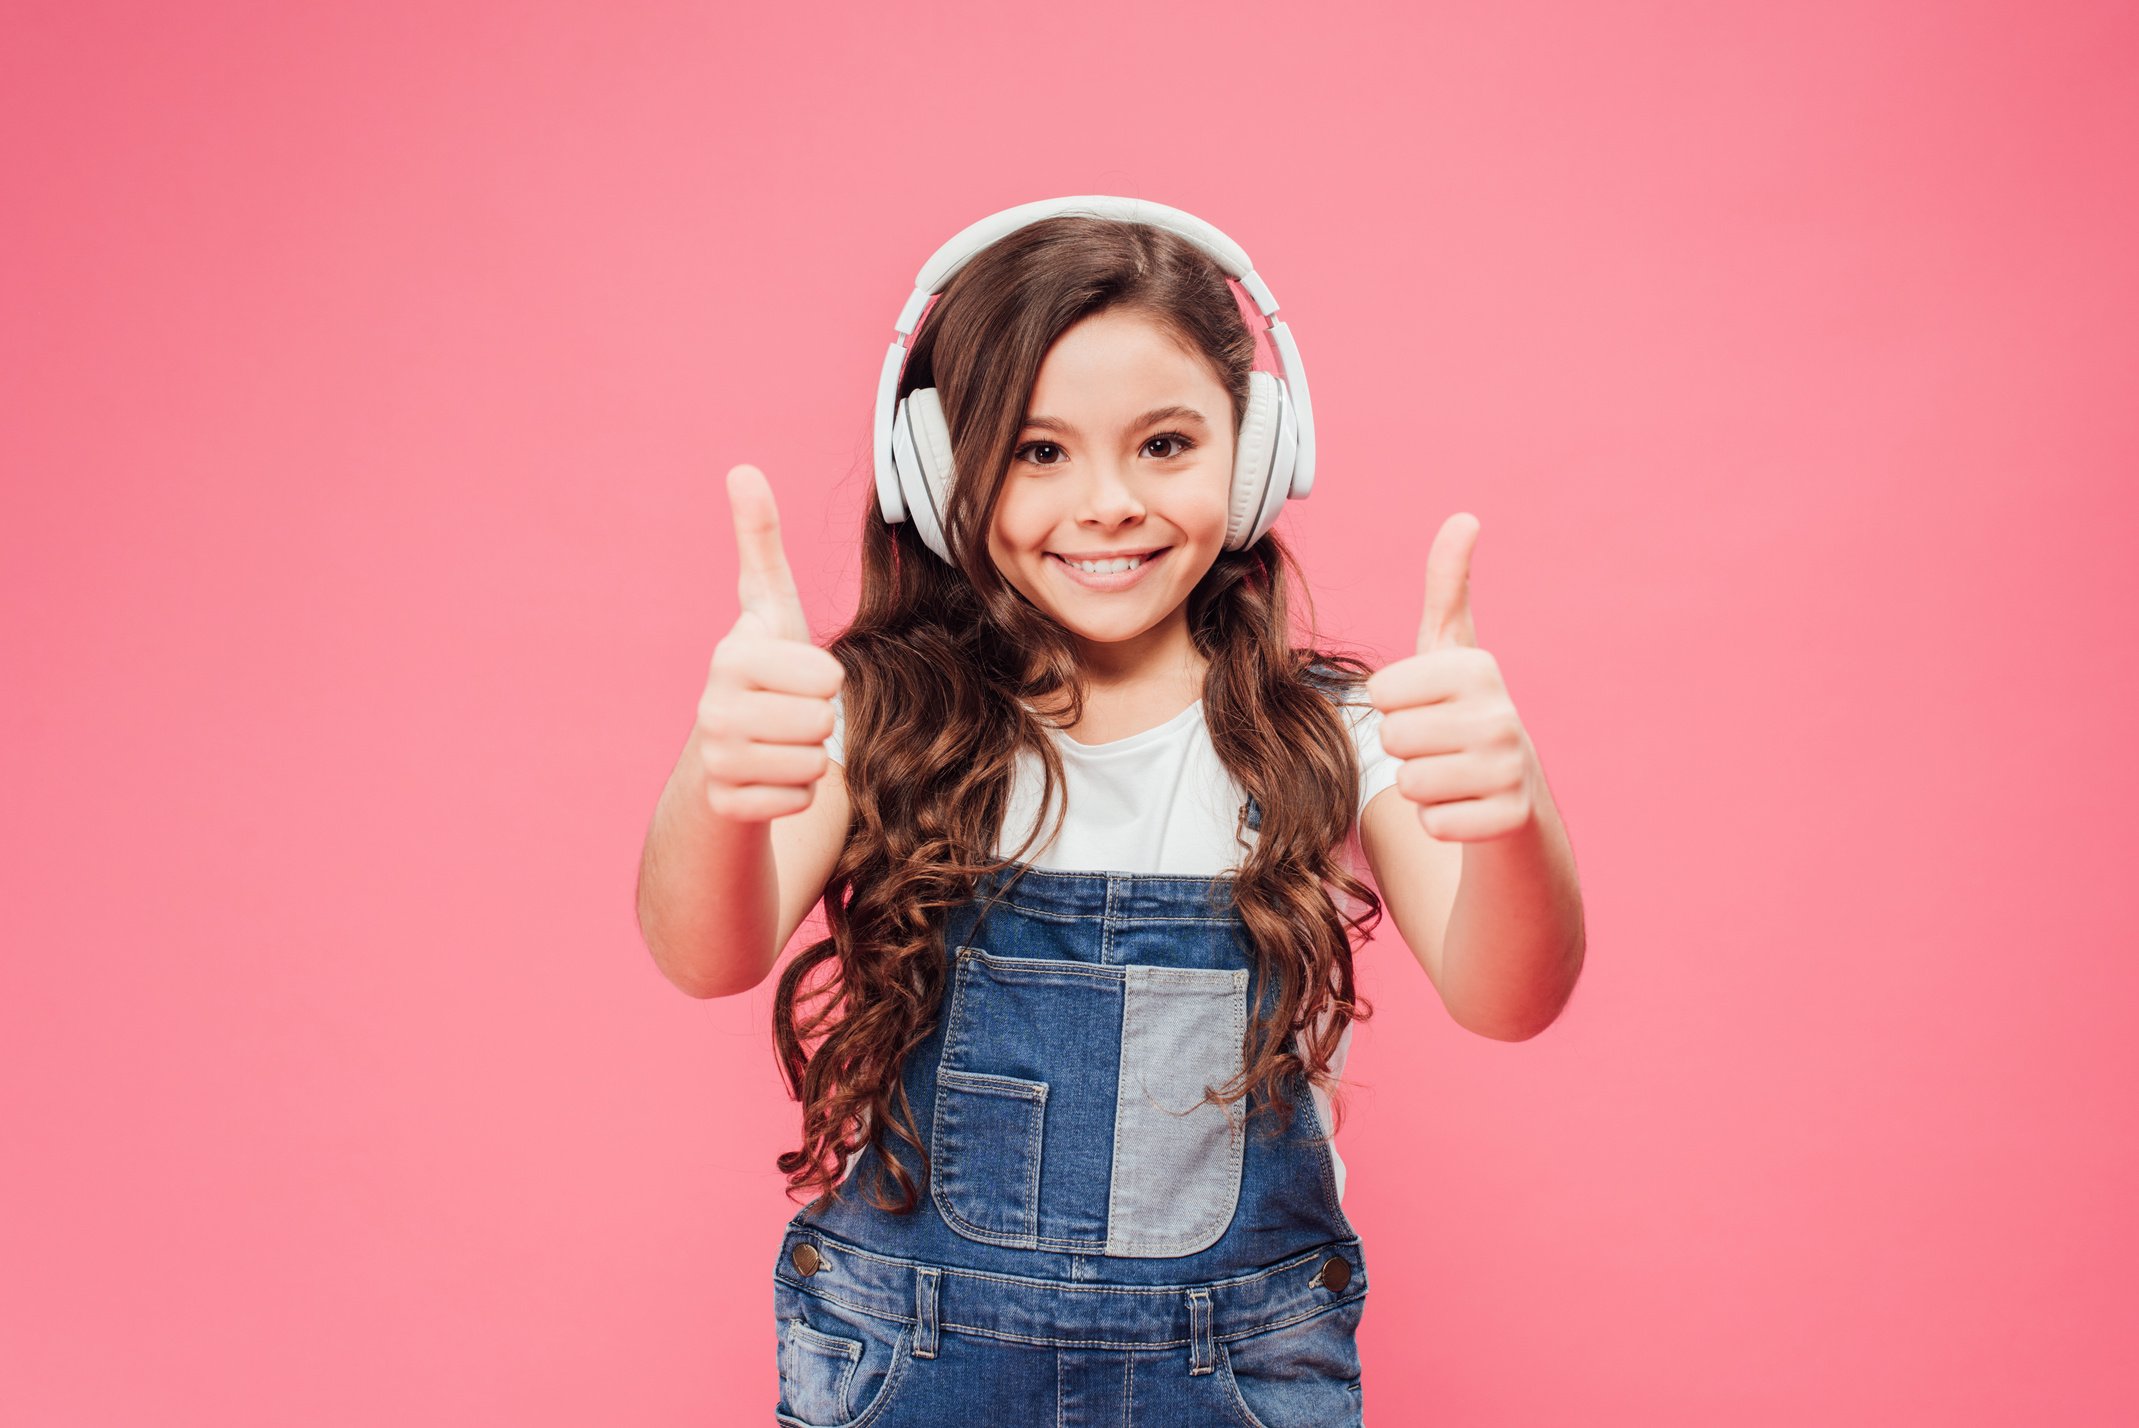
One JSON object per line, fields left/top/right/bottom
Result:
{"left": 1064, "top": 554, "right": 1146, "bottom": 574}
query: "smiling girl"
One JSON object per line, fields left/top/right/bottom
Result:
{"left": 636, "top": 196, "right": 1586, "bottom": 1425}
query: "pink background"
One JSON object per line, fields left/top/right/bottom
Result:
{"left": 6, "top": 1, "right": 2136, "bottom": 1423}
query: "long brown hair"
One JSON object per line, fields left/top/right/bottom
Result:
{"left": 772, "top": 214, "right": 1382, "bottom": 1212}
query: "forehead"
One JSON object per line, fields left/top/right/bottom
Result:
{"left": 1022, "top": 309, "right": 1226, "bottom": 428}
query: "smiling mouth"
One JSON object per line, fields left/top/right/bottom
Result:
{"left": 1048, "top": 548, "right": 1170, "bottom": 572}
{"left": 1045, "top": 546, "right": 1172, "bottom": 591}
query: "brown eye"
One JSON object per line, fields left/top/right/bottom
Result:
{"left": 1014, "top": 441, "right": 1064, "bottom": 466}
{"left": 1145, "top": 433, "right": 1196, "bottom": 459}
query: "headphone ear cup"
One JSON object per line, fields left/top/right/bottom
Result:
{"left": 1227, "top": 370, "right": 1282, "bottom": 550}
{"left": 1245, "top": 379, "right": 1300, "bottom": 548}
{"left": 894, "top": 387, "right": 957, "bottom": 563}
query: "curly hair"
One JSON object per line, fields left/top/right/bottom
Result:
{"left": 772, "top": 214, "right": 1382, "bottom": 1212}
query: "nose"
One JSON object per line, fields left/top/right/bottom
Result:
{"left": 1077, "top": 460, "right": 1147, "bottom": 529}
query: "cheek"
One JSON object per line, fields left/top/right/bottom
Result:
{"left": 1187, "top": 458, "right": 1234, "bottom": 527}
{"left": 988, "top": 496, "right": 1051, "bottom": 558}
{"left": 985, "top": 510, "right": 1047, "bottom": 592}
{"left": 1185, "top": 484, "right": 1234, "bottom": 545}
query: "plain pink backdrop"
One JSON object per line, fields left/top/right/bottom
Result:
{"left": 6, "top": 1, "right": 2136, "bottom": 1423}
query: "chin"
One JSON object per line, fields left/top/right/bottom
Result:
{"left": 1061, "top": 622, "right": 1153, "bottom": 645}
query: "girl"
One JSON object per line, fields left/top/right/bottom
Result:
{"left": 637, "top": 197, "right": 1585, "bottom": 1425}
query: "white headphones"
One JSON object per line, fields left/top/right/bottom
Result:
{"left": 872, "top": 195, "right": 1318, "bottom": 565}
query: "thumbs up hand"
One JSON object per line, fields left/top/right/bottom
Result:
{"left": 1362, "top": 514, "right": 1541, "bottom": 842}
{"left": 695, "top": 464, "right": 846, "bottom": 823}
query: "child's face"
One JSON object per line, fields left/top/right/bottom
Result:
{"left": 987, "top": 307, "right": 1236, "bottom": 666}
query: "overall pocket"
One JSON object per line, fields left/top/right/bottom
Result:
{"left": 1103, "top": 960, "right": 1251, "bottom": 1256}
{"left": 931, "top": 1067, "right": 1046, "bottom": 1243}
{"left": 931, "top": 946, "right": 1249, "bottom": 1257}
{"left": 773, "top": 1281, "right": 913, "bottom": 1428}
{"left": 1216, "top": 1297, "right": 1367, "bottom": 1428}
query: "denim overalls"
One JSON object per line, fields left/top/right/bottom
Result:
{"left": 771, "top": 844, "right": 1370, "bottom": 1426}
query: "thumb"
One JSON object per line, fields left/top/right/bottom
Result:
{"left": 725, "top": 463, "right": 812, "bottom": 644}
{"left": 1414, "top": 512, "right": 1481, "bottom": 654}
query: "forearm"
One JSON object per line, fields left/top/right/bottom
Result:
{"left": 634, "top": 738, "right": 779, "bottom": 999}
{"left": 1440, "top": 760, "right": 1586, "bottom": 1041}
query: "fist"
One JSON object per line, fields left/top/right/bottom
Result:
{"left": 695, "top": 463, "right": 845, "bottom": 822}
{"left": 1363, "top": 513, "right": 1542, "bottom": 842}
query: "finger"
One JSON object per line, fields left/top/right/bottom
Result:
{"left": 1417, "top": 796, "right": 1520, "bottom": 843}
{"left": 704, "top": 781, "right": 816, "bottom": 822}
{"left": 1374, "top": 702, "right": 1469, "bottom": 759}
{"left": 1362, "top": 649, "right": 1463, "bottom": 713}
{"left": 1395, "top": 752, "right": 1499, "bottom": 808}
{"left": 698, "top": 686, "right": 840, "bottom": 747}
{"left": 726, "top": 463, "right": 812, "bottom": 644}
{"left": 1415, "top": 512, "right": 1481, "bottom": 655}
{"left": 703, "top": 738, "right": 833, "bottom": 788}
{"left": 713, "top": 629, "right": 846, "bottom": 699}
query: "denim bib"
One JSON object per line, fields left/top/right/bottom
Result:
{"left": 771, "top": 859, "right": 1371, "bottom": 1426}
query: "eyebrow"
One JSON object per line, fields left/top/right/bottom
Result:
{"left": 1018, "top": 405, "right": 1212, "bottom": 436}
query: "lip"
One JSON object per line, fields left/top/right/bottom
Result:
{"left": 1048, "top": 546, "right": 1170, "bottom": 591}
{"left": 1051, "top": 545, "right": 1168, "bottom": 560}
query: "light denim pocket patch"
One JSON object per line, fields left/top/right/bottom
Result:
{"left": 1104, "top": 962, "right": 1250, "bottom": 1255}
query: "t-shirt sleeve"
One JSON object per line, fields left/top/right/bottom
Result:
{"left": 826, "top": 687, "right": 846, "bottom": 767}
{"left": 1340, "top": 696, "right": 1402, "bottom": 822}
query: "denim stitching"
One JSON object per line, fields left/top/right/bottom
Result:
{"left": 1104, "top": 969, "right": 1250, "bottom": 1256}
{"left": 914, "top": 1266, "right": 940, "bottom": 1359}
{"left": 785, "top": 1231, "right": 1358, "bottom": 1297}
{"left": 988, "top": 902, "right": 1241, "bottom": 925}
{"left": 779, "top": 1281, "right": 1367, "bottom": 1353}
{"left": 1025, "top": 1081, "right": 1045, "bottom": 1237}
{"left": 1275, "top": 1017, "right": 1361, "bottom": 1239}
{"left": 779, "top": 1318, "right": 862, "bottom": 1424}
{"left": 1214, "top": 1299, "right": 1368, "bottom": 1428}
{"left": 958, "top": 946, "right": 1125, "bottom": 982}
{"left": 990, "top": 867, "right": 1247, "bottom": 883}
{"left": 930, "top": 1069, "right": 1046, "bottom": 1248}
{"left": 1216, "top": 1343, "right": 1273, "bottom": 1428}
{"left": 1186, "top": 1288, "right": 1214, "bottom": 1375}
{"left": 1102, "top": 874, "right": 1117, "bottom": 963}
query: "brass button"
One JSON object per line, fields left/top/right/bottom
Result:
{"left": 790, "top": 1242, "right": 822, "bottom": 1277}
{"left": 1318, "top": 1255, "right": 1352, "bottom": 1293}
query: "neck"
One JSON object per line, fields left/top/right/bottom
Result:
{"left": 1073, "top": 605, "right": 1204, "bottom": 692}
{"left": 1019, "top": 607, "right": 1209, "bottom": 719}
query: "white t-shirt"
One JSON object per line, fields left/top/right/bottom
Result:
{"left": 824, "top": 687, "right": 1399, "bottom": 1203}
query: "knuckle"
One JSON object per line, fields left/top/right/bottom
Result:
{"left": 708, "top": 637, "right": 757, "bottom": 681}
{"left": 696, "top": 696, "right": 737, "bottom": 737}
{"left": 697, "top": 742, "right": 739, "bottom": 782}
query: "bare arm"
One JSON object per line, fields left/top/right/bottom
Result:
{"left": 1360, "top": 761, "right": 1583, "bottom": 1041}
{"left": 1359, "top": 510, "right": 1585, "bottom": 1041}
{"left": 635, "top": 735, "right": 851, "bottom": 999}
{"left": 633, "top": 462, "right": 849, "bottom": 998}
